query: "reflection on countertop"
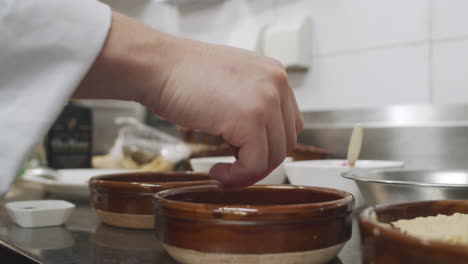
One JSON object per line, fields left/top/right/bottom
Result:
{"left": 93, "top": 224, "right": 173, "bottom": 264}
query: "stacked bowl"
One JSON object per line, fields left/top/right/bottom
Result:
{"left": 89, "top": 171, "right": 216, "bottom": 229}
{"left": 88, "top": 170, "right": 355, "bottom": 264}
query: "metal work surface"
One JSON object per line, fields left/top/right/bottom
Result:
{"left": 299, "top": 104, "right": 468, "bottom": 170}
{"left": 0, "top": 182, "right": 361, "bottom": 264}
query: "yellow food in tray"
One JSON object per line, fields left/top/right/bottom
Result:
{"left": 92, "top": 154, "right": 173, "bottom": 172}
{"left": 139, "top": 156, "right": 173, "bottom": 171}
{"left": 391, "top": 213, "right": 468, "bottom": 245}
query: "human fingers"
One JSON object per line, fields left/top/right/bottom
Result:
{"left": 265, "top": 100, "right": 287, "bottom": 175}
{"left": 210, "top": 127, "right": 269, "bottom": 188}
{"left": 289, "top": 85, "right": 304, "bottom": 134}
{"left": 229, "top": 144, "right": 240, "bottom": 160}
{"left": 282, "top": 86, "right": 298, "bottom": 153}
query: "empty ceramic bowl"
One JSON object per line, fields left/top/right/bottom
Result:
{"left": 154, "top": 185, "right": 354, "bottom": 264}
{"left": 285, "top": 159, "right": 404, "bottom": 208}
{"left": 360, "top": 200, "right": 468, "bottom": 264}
{"left": 89, "top": 172, "right": 217, "bottom": 229}
{"left": 189, "top": 156, "right": 292, "bottom": 184}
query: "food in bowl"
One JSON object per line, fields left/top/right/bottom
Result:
{"left": 154, "top": 185, "right": 354, "bottom": 264}
{"left": 360, "top": 200, "right": 468, "bottom": 264}
{"left": 89, "top": 172, "right": 216, "bottom": 229}
{"left": 93, "top": 153, "right": 173, "bottom": 171}
{"left": 390, "top": 213, "right": 468, "bottom": 246}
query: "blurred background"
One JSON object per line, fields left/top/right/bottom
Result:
{"left": 100, "top": 0, "right": 468, "bottom": 111}
{"left": 27, "top": 0, "right": 468, "bottom": 174}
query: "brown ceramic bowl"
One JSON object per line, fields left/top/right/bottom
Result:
{"left": 287, "top": 144, "right": 330, "bottom": 161}
{"left": 89, "top": 172, "right": 217, "bottom": 229}
{"left": 154, "top": 185, "right": 354, "bottom": 264}
{"left": 360, "top": 200, "right": 468, "bottom": 264}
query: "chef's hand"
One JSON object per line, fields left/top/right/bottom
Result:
{"left": 152, "top": 38, "right": 304, "bottom": 188}
{"left": 75, "top": 12, "right": 303, "bottom": 188}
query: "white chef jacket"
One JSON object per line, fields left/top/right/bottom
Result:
{"left": 0, "top": 0, "right": 111, "bottom": 196}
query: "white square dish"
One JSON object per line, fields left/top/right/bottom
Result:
{"left": 5, "top": 200, "right": 75, "bottom": 228}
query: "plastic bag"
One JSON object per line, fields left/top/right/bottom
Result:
{"left": 92, "top": 117, "right": 190, "bottom": 170}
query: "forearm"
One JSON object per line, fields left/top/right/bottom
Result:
{"left": 73, "top": 12, "right": 173, "bottom": 103}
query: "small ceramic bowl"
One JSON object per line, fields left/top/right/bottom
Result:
{"left": 154, "top": 185, "right": 354, "bottom": 264}
{"left": 5, "top": 200, "right": 75, "bottom": 228}
{"left": 89, "top": 172, "right": 216, "bottom": 229}
{"left": 360, "top": 200, "right": 468, "bottom": 264}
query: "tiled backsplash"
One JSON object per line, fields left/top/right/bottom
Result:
{"left": 106, "top": 0, "right": 468, "bottom": 111}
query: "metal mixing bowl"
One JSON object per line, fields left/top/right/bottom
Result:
{"left": 342, "top": 169, "right": 468, "bottom": 205}
{"left": 299, "top": 104, "right": 468, "bottom": 170}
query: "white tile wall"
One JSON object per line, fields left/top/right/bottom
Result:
{"left": 432, "top": 0, "right": 468, "bottom": 40}
{"left": 292, "top": 44, "right": 430, "bottom": 110}
{"left": 178, "top": 0, "right": 274, "bottom": 44}
{"left": 273, "top": 0, "right": 429, "bottom": 56}
{"left": 431, "top": 0, "right": 468, "bottom": 104}
{"left": 106, "top": 0, "right": 468, "bottom": 110}
{"left": 433, "top": 39, "right": 468, "bottom": 104}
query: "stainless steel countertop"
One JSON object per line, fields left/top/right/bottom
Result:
{"left": 0, "top": 182, "right": 362, "bottom": 264}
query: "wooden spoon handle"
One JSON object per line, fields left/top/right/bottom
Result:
{"left": 347, "top": 123, "right": 363, "bottom": 167}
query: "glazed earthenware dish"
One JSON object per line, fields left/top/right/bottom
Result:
{"left": 154, "top": 185, "right": 354, "bottom": 264}
{"left": 360, "top": 200, "right": 468, "bottom": 264}
{"left": 89, "top": 172, "right": 216, "bottom": 229}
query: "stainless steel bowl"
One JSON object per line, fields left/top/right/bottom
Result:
{"left": 342, "top": 169, "right": 468, "bottom": 205}
{"left": 299, "top": 104, "right": 468, "bottom": 170}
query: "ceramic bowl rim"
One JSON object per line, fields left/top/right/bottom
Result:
{"left": 360, "top": 200, "right": 468, "bottom": 255}
{"left": 154, "top": 184, "right": 354, "bottom": 217}
{"left": 89, "top": 171, "right": 216, "bottom": 193}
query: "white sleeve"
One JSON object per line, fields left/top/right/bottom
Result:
{"left": 0, "top": 0, "right": 111, "bottom": 195}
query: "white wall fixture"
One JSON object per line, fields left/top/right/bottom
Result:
{"left": 227, "top": 20, "right": 267, "bottom": 53}
{"left": 100, "top": 0, "right": 180, "bottom": 34}
{"left": 263, "top": 15, "right": 312, "bottom": 70}
{"left": 157, "top": 0, "right": 222, "bottom": 6}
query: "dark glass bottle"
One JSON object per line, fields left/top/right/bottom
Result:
{"left": 46, "top": 101, "right": 92, "bottom": 168}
